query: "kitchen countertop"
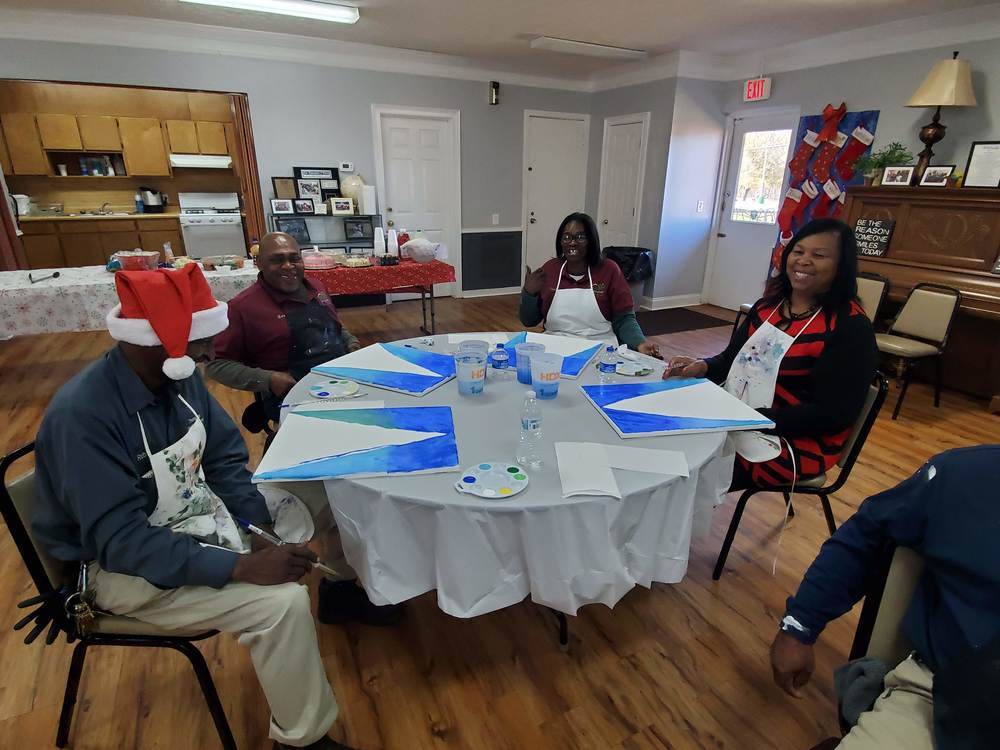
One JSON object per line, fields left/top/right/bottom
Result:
{"left": 18, "top": 211, "right": 182, "bottom": 222}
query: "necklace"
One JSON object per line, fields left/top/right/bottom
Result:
{"left": 784, "top": 299, "right": 819, "bottom": 320}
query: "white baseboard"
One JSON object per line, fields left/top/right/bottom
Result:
{"left": 461, "top": 286, "right": 522, "bottom": 298}
{"left": 461, "top": 226, "right": 523, "bottom": 234}
{"left": 640, "top": 293, "right": 703, "bottom": 311}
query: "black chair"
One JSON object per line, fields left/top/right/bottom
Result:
{"left": 856, "top": 272, "right": 890, "bottom": 326}
{"left": 241, "top": 392, "right": 277, "bottom": 449}
{"left": 731, "top": 302, "right": 753, "bottom": 335}
{"left": 713, "top": 372, "right": 889, "bottom": 580}
{"left": 1, "top": 443, "right": 237, "bottom": 749}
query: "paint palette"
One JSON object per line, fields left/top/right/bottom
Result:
{"left": 309, "top": 379, "right": 361, "bottom": 399}
{"left": 455, "top": 462, "right": 530, "bottom": 500}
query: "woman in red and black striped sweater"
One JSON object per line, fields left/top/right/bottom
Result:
{"left": 666, "top": 219, "right": 877, "bottom": 489}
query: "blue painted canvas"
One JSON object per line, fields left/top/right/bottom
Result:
{"left": 581, "top": 379, "right": 774, "bottom": 438}
{"left": 311, "top": 342, "right": 456, "bottom": 396}
{"left": 253, "top": 406, "right": 460, "bottom": 482}
{"left": 505, "top": 332, "right": 603, "bottom": 379}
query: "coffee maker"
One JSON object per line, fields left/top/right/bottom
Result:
{"left": 140, "top": 187, "right": 165, "bottom": 214}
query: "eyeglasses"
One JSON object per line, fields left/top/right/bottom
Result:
{"left": 561, "top": 233, "right": 588, "bottom": 244}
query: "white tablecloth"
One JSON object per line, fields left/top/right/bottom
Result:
{"left": 0, "top": 265, "right": 259, "bottom": 337}
{"left": 281, "top": 333, "right": 734, "bottom": 618}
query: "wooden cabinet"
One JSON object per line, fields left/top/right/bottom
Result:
{"left": 195, "top": 121, "right": 228, "bottom": 155}
{"left": 101, "top": 231, "right": 141, "bottom": 256}
{"left": 0, "top": 113, "right": 48, "bottom": 174}
{"left": 118, "top": 117, "right": 170, "bottom": 176}
{"left": 77, "top": 116, "right": 121, "bottom": 151}
{"left": 165, "top": 119, "right": 199, "bottom": 154}
{"left": 140, "top": 229, "right": 184, "bottom": 256}
{"left": 35, "top": 113, "right": 82, "bottom": 150}
{"left": 60, "top": 233, "right": 107, "bottom": 267}
{"left": 21, "top": 234, "right": 65, "bottom": 269}
{"left": 0, "top": 123, "right": 11, "bottom": 175}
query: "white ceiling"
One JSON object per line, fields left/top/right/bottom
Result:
{"left": 1, "top": 0, "right": 997, "bottom": 80}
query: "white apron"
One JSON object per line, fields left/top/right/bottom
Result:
{"left": 724, "top": 304, "right": 822, "bottom": 463}
{"left": 139, "top": 394, "right": 249, "bottom": 552}
{"left": 545, "top": 262, "right": 617, "bottom": 346}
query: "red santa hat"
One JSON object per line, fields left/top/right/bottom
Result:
{"left": 106, "top": 264, "right": 229, "bottom": 380}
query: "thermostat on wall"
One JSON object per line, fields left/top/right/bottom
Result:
{"left": 339, "top": 162, "right": 354, "bottom": 172}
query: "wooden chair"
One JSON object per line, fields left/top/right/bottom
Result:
{"left": 856, "top": 273, "right": 889, "bottom": 325}
{"left": 731, "top": 302, "right": 753, "bottom": 335}
{"left": 0, "top": 443, "right": 237, "bottom": 749}
{"left": 713, "top": 372, "right": 888, "bottom": 580}
{"left": 875, "top": 283, "right": 961, "bottom": 420}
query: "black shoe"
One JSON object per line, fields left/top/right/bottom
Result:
{"left": 317, "top": 578, "right": 405, "bottom": 626}
{"left": 274, "top": 737, "right": 359, "bottom": 750}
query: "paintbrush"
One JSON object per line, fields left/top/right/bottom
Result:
{"left": 234, "top": 516, "right": 343, "bottom": 577}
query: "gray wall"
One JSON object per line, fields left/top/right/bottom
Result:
{"left": 585, "top": 78, "right": 677, "bottom": 252}
{"left": 724, "top": 37, "right": 1000, "bottom": 170}
{"left": 0, "top": 39, "right": 590, "bottom": 230}
{"left": 652, "top": 78, "right": 728, "bottom": 299}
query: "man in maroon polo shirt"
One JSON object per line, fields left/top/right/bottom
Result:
{"left": 207, "top": 232, "right": 403, "bottom": 627}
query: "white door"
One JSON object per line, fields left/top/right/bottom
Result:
{"left": 597, "top": 113, "right": 649, "bottom": 247}
{"left": 705, "top": 113, "right": 796, "bottom": 310}
{"left": 523, "top": 111, "right": 589, "bottom": 272}
{"left": 374, "top": 107, "right": 460, "bottom": 296}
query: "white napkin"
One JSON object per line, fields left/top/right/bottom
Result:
{"left": 555, "top": 442, "right": 690, "bottom": 500}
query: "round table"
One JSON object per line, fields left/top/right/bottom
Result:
{"left": 282, "top": 333, "right": 734, "bottom": 618}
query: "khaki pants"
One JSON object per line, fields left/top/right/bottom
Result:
{"left": 274, "top": 480, "right": 352, "bottom": 581}
{"left": 837, "top": 655, "right": 935, "bottom": 750}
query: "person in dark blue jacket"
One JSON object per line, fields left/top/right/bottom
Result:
{"left": 770, "top": 444, "right": 1000, "bottom": 749}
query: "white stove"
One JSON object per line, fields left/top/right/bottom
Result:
{"left": 178, "top": 192, "right": 246, "bottom": 258}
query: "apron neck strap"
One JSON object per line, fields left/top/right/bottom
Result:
{"left": 557, "top": 261, "right": 592, "bottom": 287}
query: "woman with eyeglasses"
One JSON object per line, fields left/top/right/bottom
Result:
{"left": 519, "top": 212, "right": 660, "bottom": 357}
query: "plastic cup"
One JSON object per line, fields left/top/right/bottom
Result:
{"left": 514, "top": 343, "right": 545, "bottom": 385}
{"left": 530, "top": 353, "right": 563, "bottom": 399}
{"left": 455, "top": 352, "right": 487, "bottom": 396}
{"left": 457, "top": 340, "right": 489, "bottom": 357}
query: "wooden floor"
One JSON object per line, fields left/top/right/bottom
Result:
{"left": 0, "top": 296, "right": 995, "bottom": 750}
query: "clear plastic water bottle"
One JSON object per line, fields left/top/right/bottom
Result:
{"left": 516, "top": 390, "right": 543, "bottom": 470}
{"left": 598, "top": 345, "right": 617, "bottom": 384}
{"left": 490, "top": 343, "right": 510, "bottom": 378}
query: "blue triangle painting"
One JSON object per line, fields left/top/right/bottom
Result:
{"left": 504, "top": 332, "right": 602, "bottom": 379}
{"left": 312, "top": 343, "right": 456, "bottom": 395}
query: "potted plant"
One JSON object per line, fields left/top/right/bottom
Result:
{"left": 855, "top": 142, "right": 915, "bottom": 185}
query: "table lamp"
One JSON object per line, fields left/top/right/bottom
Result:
{"left": 906, "top": 50, "right": 978, "bottom": 182}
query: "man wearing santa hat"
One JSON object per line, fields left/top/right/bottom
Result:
{"left": 32, "top": 264, "right": 358, "bottom": 750}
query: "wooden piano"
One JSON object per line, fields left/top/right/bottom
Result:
{"left": 842, "top": 186, "right": 1000, "bottom": 410}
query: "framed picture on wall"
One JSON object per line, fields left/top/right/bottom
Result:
{"left": 295, "top": 166, "right": 341, "bottom": 198}
{"left": 343, "top": 216, "right": 374, "bottom": 240}
{"left": 881, "top": 166, "right": 915, "bottom": 186}
{"left": 275, "top": 217, "right": 311, "bottom": 244}
{"left": 918, "top": 165, "right": 955, "bottom": 187}
{"left": 270, "top": 198, "right": 294, "bottom": 215}
{"left": 272, "top": 177, "right": 297, "bottom": 200}
{"left": 962, "top": 141, "right": 1000, "bottom": 188}
{"left": 296, "top": 179, "right": 322, "bottom": 200}
{"left": 293, "top": 198, "right": 316, "bottom": 215}
{"left": 328, "top": 197, "right": 355, "bottom": 216}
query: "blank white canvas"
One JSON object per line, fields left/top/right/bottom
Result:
{"left": 256, "top": 412, "right": 444, "bottom": 477}
{"left": 317, "top": 344, "right": 439, "bottom": 377}
{"left": 606, "top": 380, "right": 767, "bottom": 423}
{"left": 525, "top": 332, "right": 600, "bottom": 358}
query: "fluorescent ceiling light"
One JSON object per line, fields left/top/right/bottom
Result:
{"left": 179, "top": 0, "right": 359, "bottom": 24}
{"left": 530, "top": 36, "right": 646, "bottom": 60}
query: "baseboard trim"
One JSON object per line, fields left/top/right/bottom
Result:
{"left": 461, "top": 286, "right": 522, "bottom": 298}
{"left": 640, "top": 293, "right": 702, "bottom": 311}
{"left": 461, "top": 226, "right": 523, "bottom": 234}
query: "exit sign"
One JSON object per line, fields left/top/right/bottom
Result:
{"left": 743, "top": 77, "right": 772, "bottom": 102}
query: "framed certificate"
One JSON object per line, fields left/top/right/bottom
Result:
{"left": 963, "top": 141, "right": 1000, "bottom": 188}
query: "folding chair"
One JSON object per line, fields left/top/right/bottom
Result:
{"left": 856, "top": 273, "right": 889, "bottom": 325}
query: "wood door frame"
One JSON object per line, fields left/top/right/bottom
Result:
{"left": 521, "top": 109, "right": 591, "bottom": 272}
{"left": 700, "top": 105, "right": 801, "bottom": 306}
{"left": 371, "top": 104, "right": 462, "bottom": 297}
{"left": 596, "top": 111, "right": 650, "bottom": 247}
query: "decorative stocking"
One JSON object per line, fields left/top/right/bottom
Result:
{"left": 810, "top": 131, "right": 848, "bottom": 184}
{"left": 830, "top": 192, "right": 846, "bottom": 218}
{"left": 835, "top": 126, "right": 875, "bottom": 181}
{"left": 770, "top": 232, "right": 793, "bottom": 276}
{"left": 793, "top": 180, "right": 819, "bottom": 226}
{"left": 776, "top": 188, "right": 803, "bottom": 234}
{"left": 811, "top": 180, "right": 842, "bottom": 219}
{"left": 788, "top": 130, "right": 820, "bottom": 183}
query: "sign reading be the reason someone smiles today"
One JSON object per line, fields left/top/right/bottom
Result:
{"left": 854, "top": 218, "right": 895, "bottom": 257}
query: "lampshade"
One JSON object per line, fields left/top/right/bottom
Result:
{"left": 906, "top": 57, "right": 978, "bottom": 107}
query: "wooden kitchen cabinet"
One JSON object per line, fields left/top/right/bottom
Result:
{"left": 0, "top": 124, "right": 11, "bottom": 175}
{"left": 195, "top": 121, "right": 228, "bottom": 155}
{"left": 36, "top": 113, "right": 83, "bottom": 150}
{"left": 140, "top": 229, "right": 184, "bottom": 256}
{"left": 0, "top": 113, "right": 48, "bottom": 174}
{"left": 60, "top": 233, "right": 107, "bottom": 267}
{"left": 101, "top": 231, "right": 142, "bottom": 256}
{"left": 165, "top": 119, "right": 199, "bottom": 154}
{"left": 77, "top": 116, "right": 122, "bottom": 151}
{"left": 118, "top": 117, "right": 171, "bottom": 176}
{"left": 21, "top": 234, "right": 65, "bottom": 269}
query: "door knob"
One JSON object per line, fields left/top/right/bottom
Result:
{"left": 716, "top": 232, "right": 727, "bottom": 238}
{"left": 602, "top": 219, "right": 609, "bottom": 225}
{"left": 386, "top": 207, "right": 393, "bottom": 212}
{"left": 529, "top": 218, "right": 536, "bottom": 224}
{"left": 387, "top": 219, "right": 395, "bottom": 227}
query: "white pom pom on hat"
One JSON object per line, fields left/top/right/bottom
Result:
{"left": 105, "top": 264, "right": 229, "bottom": 380}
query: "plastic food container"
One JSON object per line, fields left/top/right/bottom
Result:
{"left": 115, "top": 250, "right": 160, "bottom": 271}
{"left": 302, "top": 248, "right": 338, "bottom": 270}
{"left": 201, "top": 255, "right": 245, "bottom": 270}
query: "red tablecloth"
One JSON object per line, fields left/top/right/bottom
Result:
{"left": 305, "top": 259, "right": 455, "bottom": 296}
